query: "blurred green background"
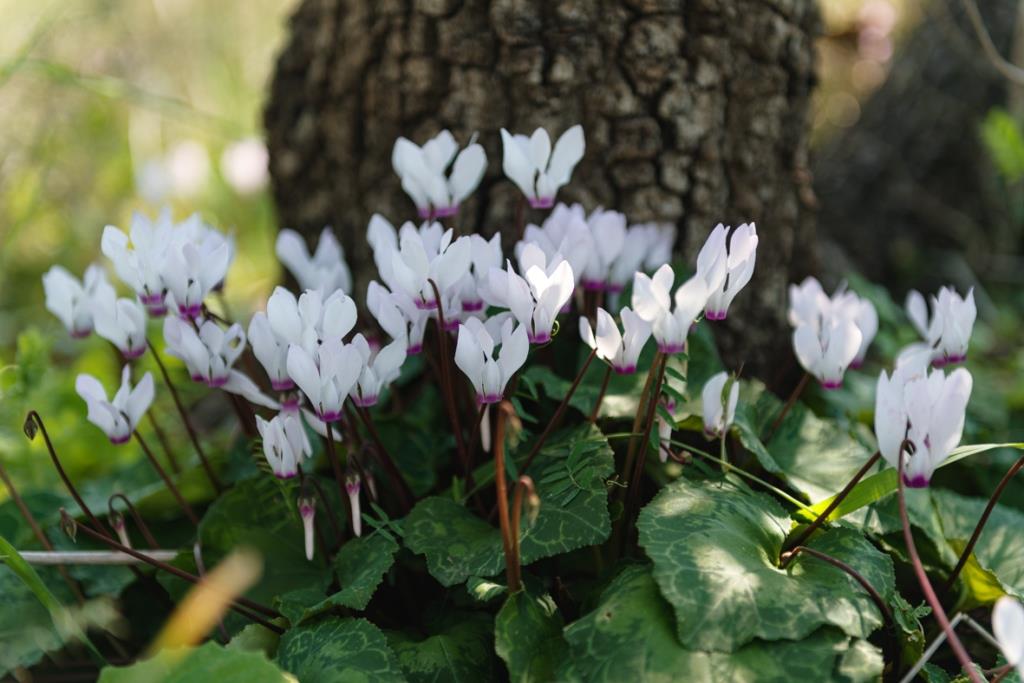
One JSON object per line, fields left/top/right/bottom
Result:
{"left": 1, "top": 0, "right": 1022, "bottom": 517}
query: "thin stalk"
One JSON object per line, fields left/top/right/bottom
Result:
{"left": 354, "top": 405, "right": 413, "bottom": 513}
{"left": 779, "top": 451, "right": 882, "bottom": 568}
{"left": 991, "top": 664, "right": 1015, "bottom": 683}
{"left": 898, "top": 449, "right": 982, "bottom": 683}
{"left": 589, "top": 364, "right": 612, "bottom": 423}
{"left": 786, "top": 545, "right": 894, "bottom": 626}
{"left": 146, "top": 412, "right": 181, "bottom": 474}
{"left": 61, "top": 510, "right": 282, "bottom": 622}
{"left": 765, "top": 372, "right": 809, "bottom": 441}
{"left": 521, "top": 348, "right": 598, "bottom": 475}
{"left": 617, "top": 353, "right": 662, "bottom": 502}
{"left": 147, "top": 339, "right": 222, "bottom": 492}
{"left": 427, "top": 279, "right": 467, "bottom": 469}
{"left": 622, "top": 354, "right": 669, "bottom": 543}
{"left": 509, "top": 475, "right": 536, "bottom": 592}
{"left": 719, "top": 430, "right": 728, "bottom": 473}
{"left": 25, "top": 411, "right": 111, "bottom": 537}
{"left": 0, "top": 459, "right": 85, "bottom": 602}
{"left": 944, "top": 452, "right": 1024, "bottom": 591}
{"left": 494, "top": 402, "right": 519, "bottom": 592}
{"left": 134, "top": 431, "right": 199, "bottom": 528}
{"left": 323, "top": 422, "right": 348, "bottom": 508}
{"left": 108, "top": 493, "right": 160, "bottom": 549}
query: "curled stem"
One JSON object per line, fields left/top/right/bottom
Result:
{"left": 108, "top": 493, "right": 160, "bottom": 549}
{"left": 521, "top": 348, "right": 598, "bottom": 475}
{"left": 147, "top": 339, "right": 223, "bottom": 492}
{"left": 785, "top": 545, "right": 894, "bottom": 627}
{"left": 25, "top": 411, "right": 111, "bottom": 538}
{"left": 134, "top": 431, "right": 199, "bottom": 528}
{"left": 61, "top": 508, "right": 282, "bottom": 623}
{"left": 944, "top": 452, "right": 1024, "bottom": 591}
{"left": 898, "top": 449, "right": 982, "bottom": 683}
{"left": 779, "top": 451, "right": 882, "bottom": 568}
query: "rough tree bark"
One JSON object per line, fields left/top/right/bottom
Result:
{"left": 814, "top": 0, "right": 1021, "bottom": 293}
{"left": 264, "top": 0, "right": 821, "bottom": 377}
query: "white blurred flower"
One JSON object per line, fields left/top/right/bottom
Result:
{"left": 484, "top": 255, "right": 574, "bottom": 344}
{"left": 906, "top": 287, "right": 976, "bottom": 367}
{"left": 276, "top": 227, "right": 352, "bottom": 295}
{"left": 92, "top": 288, "right": 148, "bottom": 359}
{"left": 166, "top": 140, "right": 210, "bottom": 198}
{"left": 697, "top": 223, "right": 758, "bottom": 321}
{"left": 632, "top": 264, "right": 709, "bottom": 355}
{"left": 579, "top": 307, "right": 651, "bottom": 374}
{"left": 257, "top": 412, "right": 311, "bottom": 479}
{"left": 993, "top": 597, "right": 1024, "bottom": 680}
{"left": 792, "top": 317, "right": 862, "bottom": 389}
{"left": 351, "top": 334, "right": 406, "bottom": 407}
{"left": 42, "top": 264, "right": 114, "bottom": 338}
{"left": 220, "top": 137, "right": 269, "bottom": 196}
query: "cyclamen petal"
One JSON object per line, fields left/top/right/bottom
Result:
{"left": 501, "top": 125, "right": 585, "bottom": 207}
{"left": 76, "top": 367, "right": 154, "bottom": 444}
{"left": 993, "top": 598, "right": 1024, "bottom": 679}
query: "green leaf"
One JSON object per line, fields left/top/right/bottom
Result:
{"left": 0, "top": 564, "right": 71, "bottom": 674}
{"left": 466, "top": 576, "right": 507, "bottom": 603}
{"left": 387, "top": 612, "right": 497, "bottom": 682}
{"left": 0, "top": 534, "right": 105, "bottom": 667}
{"left": 404, "top": 425, "right": 613, "bottom": 587}
{"left": 299, "top": 531, "right": 399, "bottom": 621}
{"left": 637, "top": 478, "right": 894, "bottom": 651}
{"left": 727, "top": 381, "right": 783, "bottom": 473}
{"left": 930, "top": 488, "right": 1024, "bottom": 603}
{"left": 276, "top": 617, "right": 404, "bottom": 682}
{"left": 198, "top": 476, "right": 332, "bottom": 607}
{"left": 798, "top": 443, "right": 1024, "bottom": 524}
{"left": 495, "top": 590, "right": 567, "bottom": 682}
{"left": 98, "top": 642, "right": 287, "bottom": 682}
{"left": 981, "top": 107, "right": 1024, "bottom": 182}
{"left": 561, "top": 565, "right": 882, "bottom": 682}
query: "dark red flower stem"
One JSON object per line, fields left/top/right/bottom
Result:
{"left": 785, "top": 545, "right": 894, "bottom": 627}
{"left": 589, "top": 364, "right": 612, "bottom": 424}
{"left": 426, "top": 279, "right": 468, "bottom": 472}
{"left": 779, "top": 451, "right": 881, "bottom": 568}
{"left": 493, "top": 402, "right": 520, "bottom": 592}
{"left": 147, "top": 339, "right": 223, "bottom": 492}
{"left": 521, "top": 348, "right": 597, "bottom": 475}
{"left": 323, "top": 422, "right": 348, "bottom": 512}
{"left": 62, "top": 511, "right": 283, "bottom": 631}
{"left": 765, "top": 372, "right": 809, "bottom": 441}
{"left": 622, "top": 353, "right": 668, "bottom": 545}
{"left": 944, "top": 452, "right": 1024, "bottom": 591}
{"left": 146, "top": 412, "right": 181, "bottom": 474}
{"left": 898, "top": 449, "right": 982, "bottom": 683}
{"left": 134, "top": 430, "right": 199, "bottom": 527}
{"left": 354, "top": 404, "right": 414, "bottom": 514}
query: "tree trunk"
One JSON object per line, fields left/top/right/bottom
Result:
{"left": 813, "top": 0, "right": 1020, "bottom": 294}
{"left": 264, "top": 0, "right": 821, "bottom": 378}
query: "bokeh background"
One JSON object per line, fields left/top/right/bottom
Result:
{"left": 1, "top": 0, "right": 1022, "bottom": 514}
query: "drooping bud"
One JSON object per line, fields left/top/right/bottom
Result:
{"left": 345, "top": 473, "right": 362, "bottom": 538}
{"left": 110, "top": 511, "right": 131, "bottom": 549}
{"left": 298, "top": 496, "right": 316, "bottom": 561}
{"left": 59, "top": 508, "right": 77, "bottom": 543}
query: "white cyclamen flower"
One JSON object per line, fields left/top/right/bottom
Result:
{"left": 392, "top": 131, "right": 487, "bottom": 219}
{"left": 906, "top": 286, "right": 976, "bottom": 367}
{"left": 792, "top": 317, "right": 862, "bottom": 389}
{"left": 832, "top": 291, "right": 878, "bottom": 368}
{"left": 788, "top": 277, "right": 878, "bottom": 367}
{"left": 702, "top": 371, "right": 739, "bottom": 438}
{"left": 518, "top": 203, "right": 593, "bottom": 288}
{"left": 501, "top": 125, "right": 585, "bottom": 209}
{"left": 101, "top": 210, "right": 175, "bottom": 315}
{"left": 579, "top": 307, "right": 651, "bottom": 374}
{"left": 76, "top": 366, "right": 154, "bottom": 444}
{"left": 351, "top": 334, "right": 406, "bottom": 407}
{"left": 248, "top": 311, "right": 293, "bottom": 391}
{"left": 632, "top": 265, "right": 709, "bottom": 355}
{"left": 485, "top": 255, "right": 574, "bottom": 344}
{"left": 458, "top": 233, "right": 503, "bottom": 312}
{"left": 43, "top": 264, "right": 114, "bottom": 338}
{"left": 993, "top": 597, "right": 1024, "bottom": 680}
{"left": 788, "top": 277, "right": 831, "bottom": 329}
{"left": 163, "top": 317, "right": 244, "bottom": 387}
{"left": 454, "top": 317, "right": 529, "bottom": 404}
{"left": 287, "top": 338, "right": 362, "bottom": 423}
{"left": 276, "top": 227, "right": 353, "bottom": 295}
{"left": 161, "top": 219, "right": 232, "bottom": 318}
{"left": 578, "top": 208, "right": 627, "bottom": 291}
{"left": 92, "top": 288, "right": 148, "bottom": 359}
{"left": 388, "top": 224, "right": 472, "bottom": 311}
{"left": 256, "top": 412, "right": 311, "bottom": 479}
{"left": 367, "top": 281, "right": 429, "bottom": 355}
{"left": 697, "top": 223, "right": 758, "bottom": 321}
{"left": 267, "top": 287, "right": 358, "bottom": 353}
{"left": 875, "top": 361, "right": 972, "bottom": 488}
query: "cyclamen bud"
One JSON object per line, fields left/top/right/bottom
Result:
{"left": 298, "top": 496, "right": 316, "bottom": 561}
{"left": 345, "top": 473, "right": 362, "bottom": 538}
{"left": 701, "top": 372, "right": 739, "bottom": 438}
{"left": 111, "top": 512, "right": 132, "bottom": 549}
